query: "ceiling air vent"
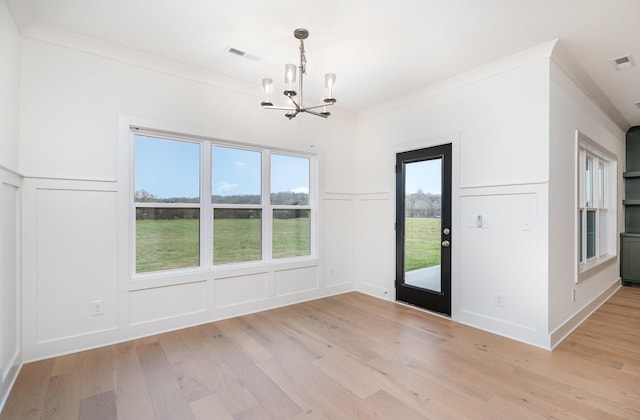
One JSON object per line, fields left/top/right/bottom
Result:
{"left": 226, "top": 47, "right": 260, "bottom": 61}
{"left": 610, "top": 54, "right": 635, "bottom": 70}
{"left": 227, "top": 47, "right": 246, "bottom": 57}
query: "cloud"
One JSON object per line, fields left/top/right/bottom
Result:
{"left": 291, "top": 186, "right": 309, "bottom": 194}
{"left": 234, "top": 161, "right": 246, "bottom": 169}
{"left": 217, "top": 181, "right": 239, "bottom": 192}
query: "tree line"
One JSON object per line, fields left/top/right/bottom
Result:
{"left": 405, "top": 189, "right": 441, "bottom": 218}
{"left": 135, "top": 190, "right": 310, "bottom": 220}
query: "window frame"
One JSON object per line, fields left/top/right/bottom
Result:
{"left": 270, "top": 151, "right": 313, "bottom": 259}
{"left": 576, "top": 131, "right": 617, "bottom": 281}
{"left": 132, "top": 131, "right": 205, "bottom": 276}
{"left": 211, "top": 144, "right": 264, "bottom": 265}
{"left": 129, "top": 127, "right": 318, "bottom": 279}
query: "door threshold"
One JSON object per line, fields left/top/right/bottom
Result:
{"left": 395, "top": 299, "right": 451, "bottom": 320}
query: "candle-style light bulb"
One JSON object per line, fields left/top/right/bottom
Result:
{"left": 261, "top": 78, "right": 273, "bottom": 106}
{"left": 284, "top": 64, "right": 297, "bottom": 96}
{"left": 324, "top": 73, "right": 337, "bottom": 103}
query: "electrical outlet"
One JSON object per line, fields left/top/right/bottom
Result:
{"left": 572, "top": 289, "right": 576, "bottom": 302}
{"left": 494, "top": 293, "right": 504, "bottom": 307}
{"left": 328, "top": 267, "right": 335, "bottom": 277}
{"left": 91, "top": 300, "right": 104, "bottom": 316}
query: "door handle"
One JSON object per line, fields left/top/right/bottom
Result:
{"left": 441, "top": 240, "right": 450, "bottom": 248}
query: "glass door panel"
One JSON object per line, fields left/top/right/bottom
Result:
{"left": 403, "top": 158, "right": 442, "bottom": 293}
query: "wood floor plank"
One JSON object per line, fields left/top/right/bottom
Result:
{"left": 78, "top": 390, "right": 117, "bottom": 420}
{"left": 40, "top": 373, "right": 81, "bottom": 420}
{"left": 3, "top": 287, "right": 640, "bottom": 419}
{"left": 79, "top": 346, "right": 115, "bottom": 399}
{"left": 312, "top": 352, "right": 385, "bottom": 399}
{"left": 113, "top": 345, "right": 156, "bottom": 420}
{"left": 136, "top": 341, "right": 195, "bottom": 420}
{"left": 0, "top": 359, "right": 54, "bottom": 420}
{"left": 203, "top": 331, "right": 303, "bottom": 419}
{"left": 189, "top": 393, "right": 234, "bottom": 420}
{"left": 157, "top": 330, "right": 215, "bottom": 403}
{"left": 246, "top": 311, "right": 330, "bottom": 364}
{"left": 361, "top": 389, "right": 425, "bottom": 420}
{"left": 256, "top": 354, "right": 373, "bottom": 419}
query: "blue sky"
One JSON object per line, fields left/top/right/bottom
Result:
{"left": 135, "top": 136, "right": 309, "bottom": 199}
{"left": 405, "top": 158, "right": 442, "bottom": 195}
{"left": 135, "top": 136, "right": 200, "bottom": 199}
{"left": 212, "top": 146, "right": 261, "bottom": 196}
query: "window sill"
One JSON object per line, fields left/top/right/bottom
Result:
{"left": 577, "top": 253, "right": 617, "bottom": 282}
{"left": 128, "top": 256, "right": 320, "bottom": 291}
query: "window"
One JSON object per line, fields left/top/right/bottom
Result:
{"left": 132, "top": 130, "right": 315, "bottom": 275}
{"left": 577, "top": 131, "right": 617, "bottom": 277}
{"left": 212, "top": 146, "right": 262, "bottom": 264}
{"left": 134, "top": 135, "right": 200, "bottom": 273}
{"left": 271, "top": 154, "right": 311, "bottom": 258}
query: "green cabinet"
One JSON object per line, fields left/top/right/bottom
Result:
{"left": 622, "top": 126, "right": 640, "bottom": 286}
{"left": 621, "top": 234, "right": 640, "bottom": 286}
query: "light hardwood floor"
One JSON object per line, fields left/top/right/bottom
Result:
{"left": 2, "top": 287, "right": 639, "bottom": 419}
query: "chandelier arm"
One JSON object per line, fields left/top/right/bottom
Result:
{"left": 303, "top": 109, "right": 330, "bottom": 118}
{"left": 288, "top": 95, "right": 301, "bottom": 111}
{"left": 262, "top": 105, "right": 296, "bottom": 111}
{"left": 302, "top": 103, "right": 336, "bottom": 111}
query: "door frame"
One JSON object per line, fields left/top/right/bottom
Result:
{"left": 395, "top": 142, "right": 453, "bottom": 316}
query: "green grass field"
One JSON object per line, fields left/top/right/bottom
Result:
{"left": 136, "top": 218, "right": 200, "bottom": 273}
{"left": 136, "top": 217, "right": 438, "bottom": 273}
{"left": 136, "top": 217, "right": 310, "bottom": 272}
{"left": 404, "top": 217, "right": 441, "bottom": 272}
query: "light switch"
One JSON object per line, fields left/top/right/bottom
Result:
{"left": 467, "top": 215, "right": 489, "bottom": 228}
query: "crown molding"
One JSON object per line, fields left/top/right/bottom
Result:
{"left": 550, "top": 40, "right": 629, "bottom": 132}
{"left": 357, "top": 40, "right": 559, "bottom": 122}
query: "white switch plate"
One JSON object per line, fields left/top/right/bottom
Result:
{"left": 467, "top": 215, "right": 489, "bottom": 228}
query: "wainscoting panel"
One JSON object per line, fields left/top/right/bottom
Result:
{"left": 35, "top": 187, "right": 118, "bottom": 343}
{"left": 0, "top": 182, "right": 18, "bottom": 381}
{"left": 323, "top": 196, "right": 355, "bottom": 288}
{"left": 213, "top": 272, "right": 269, "bottom": 309}
{"left": 274, "top": 266, "right": 319, "bottom": 297}
{"left": 459, "top": 191, "right": 539, "bottom": 331}
{"left": 130, "top": 281, "right": 207, "bottom": 326}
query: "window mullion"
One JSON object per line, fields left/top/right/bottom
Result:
{"left": 310, "top": 155, "right": 317, "bottom": 257}
{"left": 201, "top": 141, "right": 213, "bottom": 268}
{"left": 263, "top": 151, "right": 273, "bottom": 262}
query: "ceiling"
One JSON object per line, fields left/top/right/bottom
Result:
{"left": 7, "top": 0, "right": 640, "bottom": 128}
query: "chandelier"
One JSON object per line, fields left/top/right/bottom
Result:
{"left": 260, "top": 28, "right": 336, "bottom": 119}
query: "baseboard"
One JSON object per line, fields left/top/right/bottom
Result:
{"left": 0, "top": 354, "right": 22, "bottom": 415}
{"left": 549, "top": 279, "right": 621, "bottom": 349}
{"left": 356, "top": 282, "right": 393, "bottom": 301}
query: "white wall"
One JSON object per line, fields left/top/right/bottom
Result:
{"left": 0, "top": 0, "right": 22, "bottom": 411}
{"left": 0, "top": 0, "right": 20, "bottom": 172}
{"left": 547, "top": 57, "right": 624, "bottom": 345}
{"left": 19, "top": 31, "right": 356, "bottom": 360}
{"left": 354, "top": 43, "right": 554, "bottom": 348}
